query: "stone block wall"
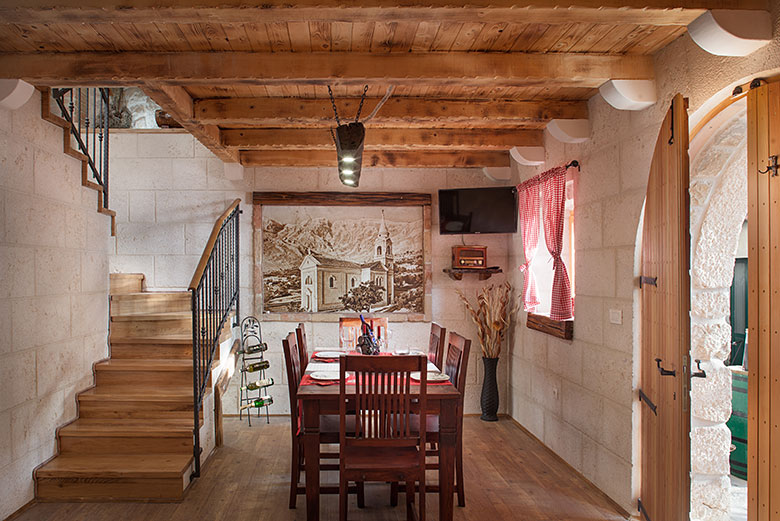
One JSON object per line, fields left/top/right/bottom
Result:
{"left": 107, "top": 133, "right": 512, "bottom": 418}
{"left": 0, "top": 90, "right": 111, "bottom": 519}
{"left": 688, "top": 107, "right": 748, "bottom": 521}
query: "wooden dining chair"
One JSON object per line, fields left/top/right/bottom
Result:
{"left": 428, "top": 323, "right": 447, "bottom": 368}
{"left": 339, "top": 354, "right": 427, "bottom": 521}
{"left": 338, "top": 316, "right": 389, "bottom": 349}
{"left": 295, "top": 322, "right": 309, "bottom": 371}
{"left": 395, "top": 331, "right": 470, "bottom": 508}
{"left": 282, "top": 331, "right": 363, "bottom": 509}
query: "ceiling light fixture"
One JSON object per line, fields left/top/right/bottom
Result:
{"left": 328, "top": 85, "right": 395, "bottom": 188}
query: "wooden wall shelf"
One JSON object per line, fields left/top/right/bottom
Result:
{"left": 443, "top": 267, "right": 502, "bottom": 281}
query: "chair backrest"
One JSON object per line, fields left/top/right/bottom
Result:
{"left": 428, "top": 322, "right": 447, "bottom": 368}
{"left": 282, "top": 331, "right": 302, "bottom": 428}
{"left": 339, "top": 317, "right": 389, "bottom": 349}
{"left": 296, "top": 322, "right": 309, "bottom": 371}
{"left": 443, "top": 332, "right": 471, "bottom": 406}
{"left": 339, "top": 354, "right": 426, "bottom": 449}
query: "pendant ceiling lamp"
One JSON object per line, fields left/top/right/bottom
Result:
{"left": 328, "top": 85, "right": 394, "bottom": 187}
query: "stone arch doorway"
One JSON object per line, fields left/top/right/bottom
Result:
{"left": 688, "top": 97, "right": 748, "bottom": 521}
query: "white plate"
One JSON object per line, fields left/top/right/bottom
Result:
{"left": 410, "top": 371, "right": 450, "bottom": 382}
{"left": 310, "top": 371, "right": 340, "bottom": 381}
{"left": 315, "top": 351, "right": 343, "bottom": 359}
{"left": 409, "top": 350, "right": 425, "bottom": 356}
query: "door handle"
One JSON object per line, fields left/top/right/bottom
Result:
{"left": 691, "top": 359, "right": 707, "bottom": 379}
{"left": 655, "top": 358, "right": 676, "bottom": 377}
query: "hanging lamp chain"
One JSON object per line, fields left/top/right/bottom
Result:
{"left": 327, "top": 85, "right": 341, "bottom": 126}
{"left": 355, "top": 85, "right": 369, "bottom": 122}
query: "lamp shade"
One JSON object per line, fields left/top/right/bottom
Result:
{"left": 335, "top": 122, "right": 365, "bottom": 187}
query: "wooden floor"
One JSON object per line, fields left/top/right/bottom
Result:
{"left": 17, "top": 417, "right": 627, "bottom": 521}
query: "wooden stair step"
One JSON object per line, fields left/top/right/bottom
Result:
{"left": 58, "top": 418, "right": 196, "bottom": 454}
{"left": 110, "top": 342, "right": 193, "bottom": 360}
{"left": 110, "top": 273, "right": 145, "bottom": 295}
{"left": 111, "top": 311, "right": 192, "bottom": 322}
{"left": 94, "top": 359, "right": 194, "bottom": 387}
{"left": 110, "top": 292, "right": 190, "bottom": 315}
{"left": 78, "top": 388, "right": 204, "bottom": 420}
{"left": 36, "top": 453, "right": 193, "bottom": 501}
{"left": 110, "top": 334, "right": 192, "bottom": 345}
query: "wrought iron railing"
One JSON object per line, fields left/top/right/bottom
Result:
{"left": 52, "top": 87, "right": 110, "bottom": 210}
{"left": 189, "top": 199, "right": 241, "bottom": 478}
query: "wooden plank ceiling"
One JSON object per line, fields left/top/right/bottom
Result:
{"left": 0, "top": 1, "right": 769, "bottom": 167}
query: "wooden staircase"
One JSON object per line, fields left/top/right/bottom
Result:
{"left": 38, "top": 87, "right": 116, "bottom": 236}
{"left": 34, "top": 273, "right": 212, "bottom": 502}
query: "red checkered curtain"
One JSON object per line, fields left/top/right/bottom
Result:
{"left": 517, "top": 184, "right": 540, "bottom": 313}
{"left": 541, "top": 166, "right": 573, "bottom": 320}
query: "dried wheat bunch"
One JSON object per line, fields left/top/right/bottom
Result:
{"left": 457, "top": 282, "right": 517, "bottom": 358}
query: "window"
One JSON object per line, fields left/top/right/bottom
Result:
{"left": 329, "top": 276, "right": 335, "bottom": 288}
{"left": 304, "top": 275, "right": 312, "bottom": 285}
{"left": 350, "top": 277, "right": 356, "bottom": 288}
{"left": 377, "top": 246, "right": 382, "bottom": 256}
{"left": 517, "top": 166, "right": 575, "bottom": 325}
{"left": 375, "top": 276, "right": 383, "bottom": 287}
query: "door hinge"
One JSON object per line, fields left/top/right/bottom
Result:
{"left": 638, "top": 499, "right": 652, "bottom": 521}
{"left": 639, "top": 389, "right": 657, "bottom": 415}
{"left": 639, "top": 276, "right": 657, "bottom": 288}
{"left": 758, "top": 155, "right": 779, "bottom": 177}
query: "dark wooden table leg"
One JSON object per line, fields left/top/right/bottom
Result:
{"left": 438, "top": 398, "right": 457, "bottom": 521}
{"left": 302, "top": 399, "right": 321, "bottom": 521}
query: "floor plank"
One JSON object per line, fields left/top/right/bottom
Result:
{"left": 18, "top": 417, "right": 627, "bottom": 521}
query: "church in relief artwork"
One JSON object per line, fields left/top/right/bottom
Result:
{"left": 299, "top": 212, "right": 396, "bottom": 312}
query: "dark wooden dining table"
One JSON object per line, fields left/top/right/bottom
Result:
{"left": 297, "top": 357, "right": 461, "bottom": 521}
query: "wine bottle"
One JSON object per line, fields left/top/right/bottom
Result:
{"left": 240, "top": 395, "right": 273, "bottom": 410}
{"left": 359, "top": 314, "right": 378, "bottom": 345}
{"left": 241, "top": 378, "right": 274, "bottom": 391}
{"left": 242, "top": 360, "right": 270, "bottom": 373}
{"left": 239, "top": 342, "right": 268, "bottom": 355}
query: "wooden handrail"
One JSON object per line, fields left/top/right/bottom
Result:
{"left": 189, "top": 198, "right": 241, "bottom": 290}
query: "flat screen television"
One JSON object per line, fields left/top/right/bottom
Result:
{"left": 438, "top": 187, "right": 518, "bottom": 235}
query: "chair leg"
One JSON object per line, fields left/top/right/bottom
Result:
{"left": 339, "top": 478, "right": 348, "bottom": 521}
{"left": 357, "top": 481, "right": 365, "bottom": 508}
{"left": 419, "top": 477, "right": 426, "bottom": 521}
{"left": 289, "top": 439, "right": 299, "bottom": 509}
{"left": 456, "top": 439, "right": 465, "bottom": 507}
{"left": 405, "top": 480, "right": 415, "bottom": 521}
{"left": 390, "top": 481, "right": 399, "bottom": 506}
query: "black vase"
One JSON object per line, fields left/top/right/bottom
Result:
{"left": 480, "top": 357, "right": 499, "bottom": 422}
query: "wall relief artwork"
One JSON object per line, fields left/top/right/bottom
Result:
{"left": 261, "top": 204, "right": 425, "bottom": 313}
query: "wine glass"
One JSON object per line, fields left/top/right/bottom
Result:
{"left": 339, "top": 328, "right": 352, "bottom": 352}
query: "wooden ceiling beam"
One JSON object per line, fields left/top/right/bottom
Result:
{"left": 0, "top": 1, "right": 769, "bottom": 26}
{"left": 142, "top": 83, "right": 239, "bottom": 163}
{"left": 0, "top": 52, "right": 655, "bottom": 89}
{"left": 196, "top": 98, "right": 588, "bottom": 127}
{"left": 240, "top": 149, "right": 510, "bottom": 168}
{"left": 222, "top": 128, "right": 543, "bottom": 150}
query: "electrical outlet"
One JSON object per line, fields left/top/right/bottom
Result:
{"left": 609, "top": 309, "right": 623, "bottom": 325}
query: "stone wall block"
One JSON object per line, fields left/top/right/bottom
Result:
{"left": 689, "top": 180, "right": 712, "bottom": 207}
{"left": 691, "top": 424, "right": 731, "bottom": 475}
{"left": 691, "top": 362, "right": 732, "bottom": 423}
{"left": 691, "top": 290, "right": 730, "bottom": 319}
{"left": 691, "top": 476, "right": 731, "bottom": 521}
{"left": 691, "top": 321, "right": 731, "bottom": 361}
{"left": 137, "top": 132, "right": 194, "bottom": 158}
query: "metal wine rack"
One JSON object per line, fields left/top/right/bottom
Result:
{"left": 238, "top": 316, "right": 273, "bottom": 425}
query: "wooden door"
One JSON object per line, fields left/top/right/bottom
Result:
{"left": 639, "top": 94, "right": 691, "bottom": 521}
{"left": 746, "top": 80, "right": 780, "bottom": 521}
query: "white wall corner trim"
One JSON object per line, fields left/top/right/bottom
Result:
{"left": 224, "top": 162, "right": 246, "bottom": 180}
{"left": 546, "top": 119, "right": 590, "bottom": 144}
{"left": 599, "top": 80, "right": 657, "bottom": 111}
{"left": 509, "top": 146, "right": 546, "bottom": 166}
{"left": 0, "top": 79, "right": 35, "bottom": 110}
{"left": 688, "top": 10, "right": 772, "bottom": 57}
